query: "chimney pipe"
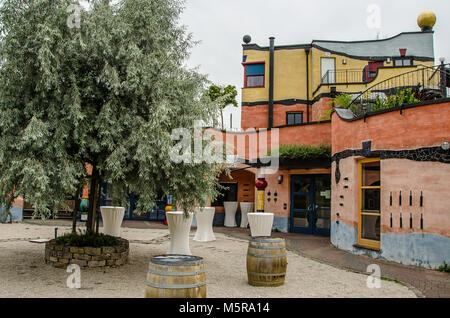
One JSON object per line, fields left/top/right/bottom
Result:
{"left": 268, "top": 37, "right": 275, "bottom": 129}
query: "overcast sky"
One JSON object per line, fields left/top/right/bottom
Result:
{"left": 179, "top": 0, "right": 450, "bottom": 129}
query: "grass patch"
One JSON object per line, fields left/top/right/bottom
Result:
{"left": 55, "top": 230, "right": 120, "bottom": 247}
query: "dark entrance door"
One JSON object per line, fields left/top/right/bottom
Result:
{"left": 290, "top": 175, "right": 331, "bottom": 236}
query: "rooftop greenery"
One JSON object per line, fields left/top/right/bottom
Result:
{"left": 267, "top": 144, "right": 332, "bottom": 160}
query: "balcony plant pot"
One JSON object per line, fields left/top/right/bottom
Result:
{"left": 247, "top": 213, "right": 274, "bottom": 237}
{"left": 193, "top": 207, "right": 216, "bottom": 242}
{"left": 100, "top": 206, "right": 125, "bottom": 237}
{"left": 166, "top": 211, "right": 194, "bottom": 255}
{"left": 239, "top": 202, "right": 254, "bottom": 228}
{"left": 223, "top": 202, "right": 238, "bottom": 227}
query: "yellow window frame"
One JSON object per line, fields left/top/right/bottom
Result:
{"left": 358, "top": 158, "right": 381, "bottom": 249}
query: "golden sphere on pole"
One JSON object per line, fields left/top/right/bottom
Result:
{"left": 417, "top": 11, "right": 436, "bottom": 31}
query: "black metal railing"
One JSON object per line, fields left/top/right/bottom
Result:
{"left": 321, "top": 69, "right": 364, "bottom": 84}
{"left": 347, "top": 64, "right": 449, "bottom": 117}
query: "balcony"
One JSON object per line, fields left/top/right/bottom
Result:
{"left": 321, "top": 69, "right": 364, "bottom": 85}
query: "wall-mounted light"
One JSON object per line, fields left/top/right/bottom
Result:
{"left": 441, "top": 141, "right": 450, "bottom": 151}
{"left": 342, "top": 59, "right": 347, "bottom": 65}
{"left": 386, "top": 58, "right": 392, "bottom": 63}
{"left": 278, "top": 175, "right": 284, "bottom": 184}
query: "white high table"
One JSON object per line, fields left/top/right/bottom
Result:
{"left": 100, "top": 206, "right": 125, "bottom": 237}
{"left": 223, "top": 202, "right": 238, "bottom": 227}
{"left": 239, "top": 202, "right": 254, "bottom": 228}
{"left": 166, "top": 211, "right": 194, "bottom": 255}
{"left": 193, "top": 207, "right": 216, "bottom": 242}
{"left": 247, "top": 213, "right": 274, "bottom": 237}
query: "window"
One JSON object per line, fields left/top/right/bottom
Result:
{"left": 211, "top": 183, "right": 238, "bottom": 206}
{"left": 358, "top": 159, "right": 381, "bottom": 249}
{"left": 243, "top": 62, "right": 265, "bottom": 88}
{"left": 394, "top": 58, "right": 412, "bottom": 67}
{"left": 286, "top": 112, "right": 303, "bottom": 125}
{"left": 363, "top": 62, "right": 383, "bottom": 82}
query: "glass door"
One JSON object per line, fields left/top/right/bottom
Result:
{"left": 290, "top": 175, "right": 331, "bottom": 236}
{"left": 291, "top": 176, "right": 313, "bottom": 234}
{"left": 313, "top": 175, "right": 331, "bottom": 236}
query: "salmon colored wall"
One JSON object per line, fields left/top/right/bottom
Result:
{"left": 331, "top": 159, "right": 359, "bottom": 229}
{"left": 311, "top": 97, "right": 332, "bottom": 122}
{"left": 381, "top": 159, "right": 450, "bottom": 238}
{"left": 241, "top": 105, "right": 268, "bottom": 130}
{"left": 207, "top": 122, "right": 331, "bottom": 161}
{"left": 12, "top": 197, "right": 23, "bottom": 208}
{"left": 241, "top": 103, "right": 308, "bottom": 130}
{"left": 261, "top": 168, "right": 331, "bottom": 219}
{"left": 273, "top": 104, "right": 308, "bottom": 127}
{"left": 331, "top": 101, "right": 450, "bottom": 239}
{"left": 332, "top": 101, "right": 450, "bottom": 154}
{"left": 332, "top": 157, "right": 450, "bottom": 239}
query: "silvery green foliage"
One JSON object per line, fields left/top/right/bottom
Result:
{"left": 0, "top": 0, "right": 224, "bottom": 219}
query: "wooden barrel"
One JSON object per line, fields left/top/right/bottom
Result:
{"left": 246, "top": 237, "right": 287, "bottom": 287}
{"left": 145, "top": 255, "right": 206, "bottom": 298}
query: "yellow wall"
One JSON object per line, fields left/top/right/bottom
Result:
{"left": 242, "top": 48, "right": 308, "bottom": 102}
{"left": 242, "top": 46, "right": 436, "bottom": 104}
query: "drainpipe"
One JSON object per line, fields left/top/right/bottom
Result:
{"left": 305, "top": 47, "right": 311, "bottom": 123}
{"left": 268, "top": 37, "right": 275, "bottom": 129}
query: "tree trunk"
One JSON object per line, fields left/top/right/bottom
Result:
{"left": 72, "top": 189, "right": 81, "bottom": 234}
{"left": 221, "top": 110, "right": 224, "bottom": 130}
{"left": 86, "top": 166, "right": 100, "bottom": 233}
{"left": 95, "top": 181, "right": 103, "bottom": 234}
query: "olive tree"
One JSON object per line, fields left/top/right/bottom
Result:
{"left": 0, "top": 0, "right": 225, "bottom": 232}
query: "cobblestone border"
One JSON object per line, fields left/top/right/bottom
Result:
{"left": 45, "top": 238, "right": 129, "bottom": 269}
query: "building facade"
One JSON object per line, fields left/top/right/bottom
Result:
{"left": 211, "top": 13, "right": 449, "bottom": 269}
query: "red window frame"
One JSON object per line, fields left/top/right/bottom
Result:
{"left": 242, "top": 61, "right": 265, "bottom": 88}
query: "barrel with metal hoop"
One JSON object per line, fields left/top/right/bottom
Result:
{"left": 145, "top": 255, "right": 206, "bottom": 298}
{"left": 246, "top": 237, "right": 287, "bottom": 287}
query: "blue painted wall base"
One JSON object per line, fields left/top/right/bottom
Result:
{"left": 331, "top": 221, "right": 450, "bottom": 269}
{"left": 0, "top": 206, "right": 23, "bottom": 223}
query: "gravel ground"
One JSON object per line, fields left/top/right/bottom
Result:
{"left": 0, "top": 223, "right": 416, "bottom": 298}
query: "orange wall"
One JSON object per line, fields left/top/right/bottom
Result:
{"left": 381, "top": 159, "right": 450, "bottom": 238}
{"left": 241, "top": 105, "right": 268, "bottom": 130}
{"left": 332, "top": 102, "right": 450, "bottom": 154}
{"left": 241, "top": 103, "right": 308, "bottom": 129}
{"left": 264, "top": 169, "right": 331, "bottom": 219}
{"left": 331, "top": 101, "right": 450, "bottom": 239}
{"left": 332, "top": 157, "right": 450, "bottom": 239}
{"left": 216, "top": 169, "right": 256, "bottom": 213}
{"left": 208, "top": 122, "right": 331, "bottom": 161}
{"left": 311, "top": 97, "right": 332, "bottom": 122}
